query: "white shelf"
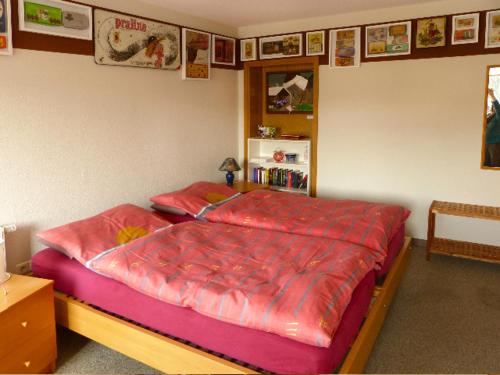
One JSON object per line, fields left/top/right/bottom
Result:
{"left": 249, "top": 159, "right": 309, "bottom": 169}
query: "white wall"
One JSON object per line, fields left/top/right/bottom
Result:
{"left": 238, "top": 0, "right": 500, "bottom": 242}
{"left": 0, "top": 1, "right": 238, "bottom": 271}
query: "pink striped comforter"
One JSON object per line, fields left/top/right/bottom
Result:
{"left": 88, "top": 221, "right": 377, "bottom": 347}
{"left": 204, "top": 190, "right": 410, "bottom": 265}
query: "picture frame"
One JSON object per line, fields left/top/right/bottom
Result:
{"left": 452, "top": 13, "right": 479, "bottom": 45}
{"left": 212, "top": 34, "right": 235, "bottom": 65}
{"left": 485, "top": 10, "right": 500, "bottom": 49}
{"left": 306, "top": 30, "right": 325, "bottom": 56}
{"left": 94, "top": 9, "right": 180, "bottom": 70}
{"left": 266, "top": 70, "right": 313, "bottom": 113}
{"left": 329, "top": 27, "right": 361, "bottom": 69}
{"left": 416, "top": 17, "right": 446, "bottom": 48}
{"left": 182, "top": 28, "right": 210, "bottom": 80}
{"left": 0, "top": 0, "right": 13, "bottom": 55}
{"left": 366, "top": 21, "right": 411, "bottom": 58}
{"left": 259, "top": 33, "right": 302, "bottom": 59}
{"left": 240, "top": 38, "right": 256, "bottom": 61}
{"left": 18, "top": 0, "right": 92, "bottom": 40}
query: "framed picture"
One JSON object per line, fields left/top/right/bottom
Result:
{"left": 366, "top": 21, "right": 411, "bottom": 58}
{"left": 306, "top": 30, "right": 325, "bottom": 56}
{"left": 94, "top": 9, "right": 180, "bottom": 70}
{"left": 240, "top": 38, "right": 256, "bottom": 61}
{"left": 212, "top": 34, "right": 235, "bottom": 65}
{"left": 0, "top": 0, "right": 13, "bottom": 55}
{"left": 329, "top": 27, "right": 361, "bottom": 69}
{"left": 260, "top": 33, "right": 302, "bottom": 59}
{"left": 18, "top": 0, "right": 92, "bottom": 40}
{"left": 266, "top": 71, "right": 313, "bottom": 113}
{"left": 416, "top": 17, "right": 446, "bottom": 48}
{"left": 452, "top": 13, "right": 479, "bottom": 45}
{"left": 485, "top": 10, "right": 500, "bottom": 49}
{"left": 182, "top": 28, "right": 210, "bottom": 80}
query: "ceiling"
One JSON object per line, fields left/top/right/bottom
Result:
{"left": 140, "top": 0, "right": 440, "bottom": 27}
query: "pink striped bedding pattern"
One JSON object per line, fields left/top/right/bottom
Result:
{"left": 204, "top": 190, "right": 410, "bottom": 265}
{"left": 88, "top": 221, "right": 378, "bottom": 348}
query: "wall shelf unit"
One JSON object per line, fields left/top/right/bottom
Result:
{"left": 243, "top": 56, "right": 319, "bottom": 196}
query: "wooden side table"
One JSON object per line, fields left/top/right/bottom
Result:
{"left": 426, "top": 200, "right": 500, "bottom": 264}
{"left": 231, "top": 181, "right": 271, "bottom": 194}
{"left": 0, "top": 274, "right": 57, "bottom": 374}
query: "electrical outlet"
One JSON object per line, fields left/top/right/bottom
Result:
{"left": 17, "top": 260, "right": 32, "bottom": 275}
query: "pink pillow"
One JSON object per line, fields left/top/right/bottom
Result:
{"left": 37, "top": 204, "right": 171, "bottom": 264}
{"left": 150, "top": 181, "right": 240, "bottom": 217}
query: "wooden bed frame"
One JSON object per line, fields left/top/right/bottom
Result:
{"left": 53, "top": 237, "right": 411, "bottom": 374}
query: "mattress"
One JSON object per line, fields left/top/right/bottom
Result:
{"left": 153, "top": 210, "right": 406, "bottom": 279}
{"left": 32, "top": 249, "right": 375, "bottom": 374}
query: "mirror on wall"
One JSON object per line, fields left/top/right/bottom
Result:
{"left": 483, "top": 65, "right": 500, "bottom": 169}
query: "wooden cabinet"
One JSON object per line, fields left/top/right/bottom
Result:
{"left": 0, "top": 275, "right": 57, "bottom": 374}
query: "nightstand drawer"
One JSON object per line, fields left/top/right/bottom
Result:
{"left": 0, "top": 285, "right": 54, "bottom": 356}
{"left": 0, "top": 324, "right": 56, "bottom": 374}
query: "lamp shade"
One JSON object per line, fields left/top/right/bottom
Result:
{"left": 218, "top": 158, "right": 241, "bottom": 172}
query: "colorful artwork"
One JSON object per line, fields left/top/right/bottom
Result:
{"left": 366, "top": 21, "right": 411, "bottom": 57}
{"left": 260, "top": 33, "right": 302, "bottom": 59}
{"left": 182, "top": 28, "right": 210, "bottom": 80}
{"left": 19, "top": 0, "right": 92, "bottom": 40}
{"left": 267, "top": 71, "right": 313, "bottom": 113}
{"left": 240, "top": 38, "right": 256, "bottom": 61}
{"left": 452, "top": 13, "right": 479, "bottom": 45}
{"left": 416, "top": 17, "right": 446, "bottom": 48}
{"left": 212, "top": 34, "right": 235, "bottom": 65}
{"left": 329, "top": 27, "right": 360, "bottom": 69}
{"left": 306, "top": 30, "right": 325, "bottom": 56}
{"left": 0, "top": 0, "right": 12, "bottom": 55}
{"left": 486, "top": 11, "right": 500, "bottom": 48}
{"left": 95, "top": 10, "right": 180, "bottom": 70}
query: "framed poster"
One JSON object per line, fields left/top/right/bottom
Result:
{"left": 259, "top": 33, "right": 302, "bottom": 59}
{"left": 18, "top": 0, "right": 92, "bottom": 40}
{"left": 485, "top": 10, "right": 500, "bottom": 49}
{"left": 212, "top": 34, "right": 235, "bottom": 65}
{"left": 94, "top": 9, "right": 180, "bottom": 70}
{"left": 0, "top": 0, "right": 12, "bottom": 55}
{"left": 366, "top": 21, "right": 411, "bottom": 58}
{"left": 182, "top": 28, "right": 210, "bottom": 80}
{"left": 416, "top": 17, "right": 446, "bottom": 48}
{"left": 240, "top": 38, "right": 256, "bottom": 61}
{"left": 306, "top": 30, "right": 325, "bottom": 56}
{"left": 452, "top": 13, "right": 479, "bottom": 45}
{"left": 329, "top": 27, "right": 361, "bottom": 69}
{"left": 267, "top": 71, "right": 313, "bottom": 113}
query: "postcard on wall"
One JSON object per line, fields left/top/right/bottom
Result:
{"left": 366, "top": 21, "right": 411, "bottom": 58}
{"left": 240, "top": 38, "right": 256, "bottom": 61}
{"left": 485, "top": 10, "right": 500, "bottom": 48}
{"left": 19, "top": 0, "right": 92, "bottom": 40}
{"left": 267, "top": 71, "right": 313, "bottom": 113}
{"left": 306, "top": 30, "right": 325, "bottom": 56}
{"left": 452, "top": 13, "right": 479, "bottom": 45}
{"left": 95, "top": 10, "right": 180, "bottom": 70}
{"left": 329, "top": 27, "right": 360, "bottom": 69}
{"left": 182, "top": 28, "right": 210, "bottom": 80}
{"left": 212, "top": 34, "right": 235, "bottom": 65}
{"left": 416, "top": 17, "right": 446, "bottom": 48}
{"left": 0, "top": 0, "right": 12, "bottom": 55}
{"left": 259, "top": 33, "right": 302, "bottom": 59}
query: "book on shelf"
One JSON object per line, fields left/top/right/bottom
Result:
{"left": 252, "top": 167, "right": 307, "bottom": 191}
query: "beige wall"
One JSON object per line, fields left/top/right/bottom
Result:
{"left": 237, "top": 0, "right": 500, "bottom": 242}
{"left": 0, "top": 1, "right": 238, "bottom": 271}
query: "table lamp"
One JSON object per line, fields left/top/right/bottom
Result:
{"left": 219, "top": 157, "right": 241, "bottom": 186}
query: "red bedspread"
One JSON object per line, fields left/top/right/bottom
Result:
{"left": 204, "top": 190, "right": 410, "bottom": 265}
{"left": 88, "top": 221, "right": 377, "bottom": 347}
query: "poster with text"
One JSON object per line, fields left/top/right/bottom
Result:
{"left": 329, "top": 27, "right": 360, "bottom": 68}
{"left": 182, "top": 28, "right": 210, "bottom": 80}
{"left": 366, "top": 21, "right": 411, "bottom": 58}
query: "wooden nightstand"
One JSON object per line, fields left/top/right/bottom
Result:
{"left": 0, "top": 274, "right": 57, "bottom": 374}
{"left": 231, "top": 181, "right": 270, "bottom": 193}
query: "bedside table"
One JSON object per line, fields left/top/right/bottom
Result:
{"left": 0, "top": 274, "right": 57, "bottom": 374}
{"left": 231, "top": 181, "right": 270, "bottom": 193}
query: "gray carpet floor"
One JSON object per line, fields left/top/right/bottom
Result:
{"left": 54, "top": 246, "right": 500, "bottom": 374}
